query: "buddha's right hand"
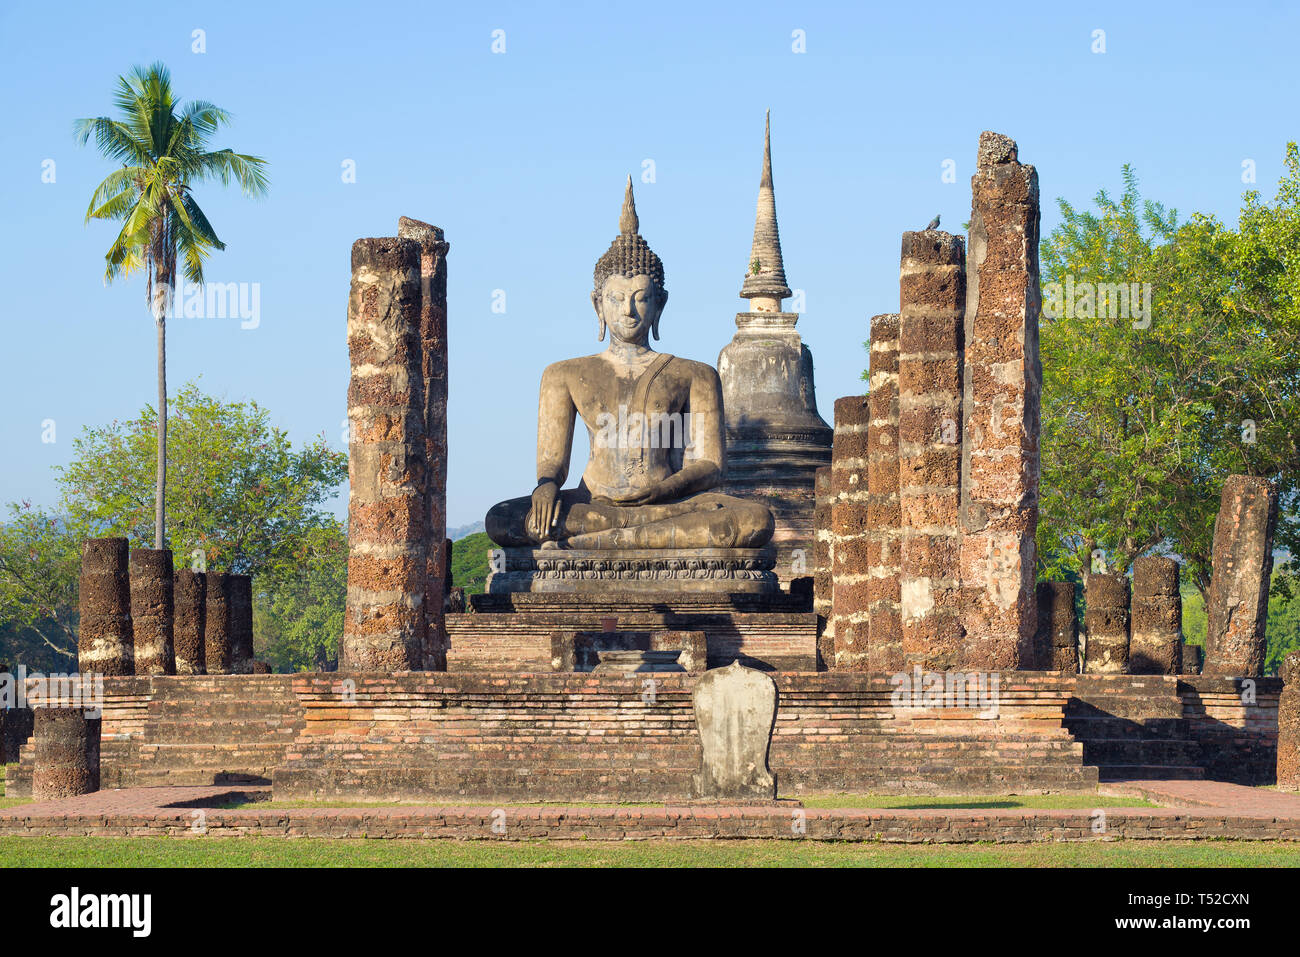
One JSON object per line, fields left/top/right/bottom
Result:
{"left": 526, "top": 481, "right": 562, "bottom": 542}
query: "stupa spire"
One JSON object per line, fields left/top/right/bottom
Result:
{"left": 740, "top": 110, "right": 793, "bottom": 311}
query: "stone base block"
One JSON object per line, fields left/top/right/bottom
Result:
{"left": 485, "top": 547, "right": 778, "bottom": 595}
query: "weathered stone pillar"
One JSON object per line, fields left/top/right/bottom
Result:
{"left": 1277, "top": 651, "right": 1300, "bottom": 792}
{"left": 812, "top": 465, "right": 834, "bottom": 670}
{"left": 32, "top": 707, "right": 100, "bottom": 800}
{"left": 898, "top": 231, "right": 965, "bottom": 670}
{"left": 959, "top": 132, "right": 1041, "bottom": 671}
{"left": 1130, "top": 556, "right": 1182, "bottom": 674}
{"left": 398, "top": 217, "right": 450, "bottom": 672}
{"left": 343, "top": 237, "right": 428, "bottom": 672}
{"left": 1036, "top": 581, "right": 1078, "bottom": 672}
{"left": 229, "top": 574, "right": 254, "bottom": 675}
{"left": 173, "top": 570, "right": 206, "bottom": 675}
{"left": 830, "top": 395, "right": 871, "bottom": 670}
{"left": 129, "top": 548, "right": 174, "bottom": 675}
{"left": 1083, "top": 572, "right": 1129, "bottom": 673}
{"left": 1204, "top": 476, "right": 1279, "bottom": 677}
{"left": 77, "top": 538, "right": 133, "bottom": 676}
{"left": 866, "top": 312, "right": 904, "bottom": 671}
{"left": 204, "top": 572, "right": 233, "bottom": 675}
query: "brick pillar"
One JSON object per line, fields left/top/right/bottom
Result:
{"left": 898, "top": 231, "right": 965, "bottom": 670}
{"left": 32, "top": 707, "right": 100, "bottom": 800}
{"left": 129, "top": 548, "right": 174, "bottom": 675}
{"left": 1083, "top": 572, "right": 1129, "bottom": 673}
{"left": 812, "top": 465, "right": 834, "bottom": 670}
{"left": 173, "top": 570, "right": 206, "bottom": 675}
{"left": 344, "top": 237, "right": 428, "bottom": 672}
{"left": 830, "top": 395, "right": 871, "bottom": 670}
{"left": 866, "top": 312, "right": 903, "bottom": 671}
{"left": 1130, "top": 556, "right": 1182, "bottom": 674}
{"left": 959, "top": 131, "right": 1041, "bottom": 671}
{"left": 398, "top": 217, "right": 450, "bottom": 672}
{"left": 1278, "top": 651, "right": 1300, "bottom": 792}
{"left": 229, "top": 574, "right": 254, "bottom": 674}
{"left": 77, "top": 538, "right": 133, "bottom": 676}
{"left": 204, "top": 572, "right": 233, "bottom": 675}
{"left": 1204, "top": 476, "right": 1278, "bottom": 677}
{"left": 1036, "top": 582, "right": 1078, "bottom": 672}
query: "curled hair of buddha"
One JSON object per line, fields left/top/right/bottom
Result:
{"left": 593, "top": 176, "right": 666, "bottom": 295}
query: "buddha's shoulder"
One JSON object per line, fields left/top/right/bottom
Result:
{"left": 664, "top": 355, "right": 721, "bottom": 381}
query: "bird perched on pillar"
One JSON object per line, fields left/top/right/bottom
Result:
{"left": 924, "top": 214, "right": 940, "bottom": 230}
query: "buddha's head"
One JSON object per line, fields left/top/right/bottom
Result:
{"left": 592, "top": 177, "right": 667, "bottom": 344}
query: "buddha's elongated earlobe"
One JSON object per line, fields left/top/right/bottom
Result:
{"left": 591, "top": 290, "right": 606, "bottom": 341}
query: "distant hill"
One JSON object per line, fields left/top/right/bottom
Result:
{"left": 447, "top": 520, "right": 485, "bottom": 540}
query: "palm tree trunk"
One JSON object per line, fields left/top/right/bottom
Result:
{"left": 153, "top": 292, "right": 167, "bottom": 550}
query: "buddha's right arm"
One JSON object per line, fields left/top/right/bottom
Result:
{"left": 535, "top": 366, "right": 576, "bottom": 486}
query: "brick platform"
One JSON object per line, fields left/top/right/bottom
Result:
{"left": 3, "top": 673, "right": 1279, "bottom": 803}
{"left": 3, "top": 783, "right": 1299, "bottom": 843}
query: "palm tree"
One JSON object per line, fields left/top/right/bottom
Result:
{"left": 75, "top": 62, "right": 269, "bottom": 549}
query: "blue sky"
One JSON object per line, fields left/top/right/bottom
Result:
{"left": 2, "top": 0, "right": 1297, "bottom": 530}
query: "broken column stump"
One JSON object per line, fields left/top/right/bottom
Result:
{"left": 691, "top": 662, "right": 777, "bottom": 800}
{"left": 1204, "top": 476, "right": 1279, "bottom": 677}
{"left": 173, "top": 570, "right": 207, "bottom": 675}
{"left": 830, "top": 395, "right": 871, "bottom": 670}
{"left": 1278, "top": 651, "right": 1300, "bottom": 792}
{"left": 1037, "top": 581, "right": 1077, "bottom": 672}
{"left": 229, "top": 574, "right": 254, "bottom": 675}
{"left": 343, "top": 237, "right": 429, "bottom": 672}
{"left": 960, "top": 132, "right": 1041, "bottom": 671}
{"left": 1083, "top": 572, "right": 1130, "bottom": 673}
{"left": 77, "top": 538, "right": 134, "bottom": 676}
{"left": 129, "top": 548, "right": 174, "bottom": 675}
{"left": 1129, "top": 556, "right": 1182, "bottom": 675}
{"left": 204, "top": 572, "right": 233, "bottom": 675}
{"left": 866, "top": 312, "right": 904, "bottom": 672}
{"left": 898, "top": 230, "right": 965, "bottom": 670}
{"left": 32, "top": 707, "right": 100, "bottom": 801}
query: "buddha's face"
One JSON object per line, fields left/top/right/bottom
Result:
{"left": 592, "top": 273, "right": 667, "bottom": 344}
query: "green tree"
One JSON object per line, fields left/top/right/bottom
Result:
{"left": 451, "top": 532, "right": 495, "bottom": 596}
{"left": 254, "top": 522, "right": 347, "bottom": 672}
{"left": 1037, "top": 150, "right": 1300, "bottom": 600}
{"left": 0, "top": 504, "right": 84, "bottom": 662}
{"left": 56, "top": 382, "right": 346, "bottom": 577}
{"left": 75, "top": 62, "right": 269, "bottom": 550}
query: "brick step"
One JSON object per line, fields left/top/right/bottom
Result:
{"left": 1079, "top": 739, "right": 1202, "bottom": 765}
{"left": 1096, "top": 765, "right": 1206, "bottom": 781}
{"left": 1064, "top": 716, "right": 1188, "bottom": 740}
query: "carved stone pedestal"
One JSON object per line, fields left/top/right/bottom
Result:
{"left": 485, "top": 547, "right": 779, "bottom": 595}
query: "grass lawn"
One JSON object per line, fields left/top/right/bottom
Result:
{"left": 1, "top": 836, "right": 1297, "bottom": 867}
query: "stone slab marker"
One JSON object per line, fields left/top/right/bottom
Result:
{"left": 77, "top": 538, "right": 133, "bottom": 676}
{"left": 129, "top": 548, "right": 174, "bottom": 675}
{"left": 229, "top": 574, "right": 254, "bottom": 674}
{"left": 691, "top": 661, "right": 777, "bottom": 800}
{"left": 959, "top": 132, "right": 1041, "bottom": 671}
{"left": 1204, "top": 476, "right": 1278, "bottom": 678}
{"left": 398, "top": 217, "right": 450, "bottom": 672}
{"left": 1083, "top": 572, "right": 1129, "bottom": 673}
{"left": 1278, "top": 651, "right": 1300, "bottom": 792}
{"left": 204, "top": 572, "right": 233, "bottom": 675}
{"left": 812, "top": 465, "right": 833, "bottom": 669}
{"left": 1037, "top": 581, "right": 1078, "bottom": 672}
{"left": 1130, "top": 556, "right": 1182, "bottom": 674}
{"left": 866, "top": 312, "right": 904, "bottom": 671}
{"left": 898, "top": 231, "right": 965, "bottom": 670}
{"left": 173, "top": 570, "right": 206, "bottom": 675}
{"left": 830, "top": 395, "right": 871, "bottom": 670}
{"left": 344, "top": 237, "right": 429, "bottom": 672}
{"left": 32, "top": 707, "right": 100, "bottom": 800}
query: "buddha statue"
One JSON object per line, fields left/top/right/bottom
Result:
{"left": 485, "top": 179, "right": 775, "bottom": 559}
